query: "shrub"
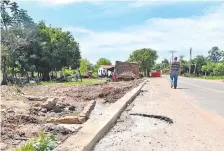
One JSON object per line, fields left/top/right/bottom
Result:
{"left": 62, "top": 67, "right": 76, "bottom": 77}
{"left": 15, "top": 131, "right": 57, "bottom": 151}
{"left": 92, "top": 71, "right": 98, "bottom": 78}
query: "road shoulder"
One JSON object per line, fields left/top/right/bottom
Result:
{"left": 93, "top": 78, "right": 224, "bottom": 151}
{"left": 53, "top": 80, "right": 148, "bottom": 151}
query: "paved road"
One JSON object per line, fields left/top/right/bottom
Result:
{"left": 93, "top": 78, "right": 224, "bottom": 151}
{"left": 165, "top": 76, "right": 224, "bottom": 117}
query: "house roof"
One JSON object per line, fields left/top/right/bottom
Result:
{"left": 100, "top": 65, "right": 114, "bottom": 69}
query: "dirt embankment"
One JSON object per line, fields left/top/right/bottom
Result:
{"left": 0, "top": 79, "right": 144, "bottom": 151}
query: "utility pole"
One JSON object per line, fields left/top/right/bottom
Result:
{"left": 169, "top": 50, "right": 177, "bottom": 62}
{"left": 189, "top": 47, "right": 192, "bottom": 75}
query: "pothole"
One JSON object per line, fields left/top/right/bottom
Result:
{"left": 140, "top": 90, "right": 148, "bottom": 92}
{"left": 130, "top": 113, "right": 174, "bottom": 124}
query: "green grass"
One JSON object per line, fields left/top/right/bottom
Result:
{"left": 63, "top": 79, "right": 106, "bottom": 85}
{"left": 183, "top": 75, "right": 224, "bottom": 80}
{"left": 25, "top": 78, "right": 106, "bottom": 86}
{"left": 197, "top": 76, "right": 224, "bottom": 80}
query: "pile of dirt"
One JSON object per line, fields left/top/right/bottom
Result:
{"left": 1, "top": 86, "right": 25, "bottom": 101}
{"left": 3, "top": 114, "right": 40, "bottom": 125}
{"left": 118, "top": 71, "right": 136, "bottom": 78}
{"left": 1, "top": 113, "right": 43, "bottom": 150}
{"left": 0, "top": 78, "right": 145, "bottom": 150}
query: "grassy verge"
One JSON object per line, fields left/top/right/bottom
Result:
{"left": 25, "top": 78, "right": 106, "bottom": 86}
{"left": 183, "top": 75, "right": 224, "bottom": 80}
{"left": 197, "top": 76, "right": 224, "bottom": 80}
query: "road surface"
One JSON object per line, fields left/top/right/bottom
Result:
{"left": 93, "top": 78, "right": 224, "bottom": 151}
{"left": 167, "top": 76, "right": 224, "bottom": 117}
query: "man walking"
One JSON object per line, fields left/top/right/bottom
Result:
{"left": 169, "top": 57, "right": 180, "bottom": 89}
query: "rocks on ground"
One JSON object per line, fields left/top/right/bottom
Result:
{"left": 0, "top": 79, "right": 145, "bottom": 151}
{"left": 43, "top": 123, "right": 82, "bottom": 135}
{"left": 47, "top": 100, "right": 96, "bottom": 124}
{"left": 41, "top": 98, "right": 57, "bottom": 111}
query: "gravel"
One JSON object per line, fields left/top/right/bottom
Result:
{"left": 92, "top": 78, "right": 224, "bottom": 151}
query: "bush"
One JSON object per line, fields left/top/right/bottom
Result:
{"left": 62, "top": 67, "right": 76, "bottom": 77}
{"left": 92, "top": 71, "right": 98, "bottom": 78}
{"left": 183, "top": 73, "right": 190, "bottom": 77}
{"left": 15, "top": 131, "right": 57, "bottom": 151}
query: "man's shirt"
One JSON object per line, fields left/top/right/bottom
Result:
{"left": 171, "top": 61, "right": 180, "bottom": 71}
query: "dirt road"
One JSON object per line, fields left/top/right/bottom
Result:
{"left": 93, "top": 78, "right": 224, "bottom": 151}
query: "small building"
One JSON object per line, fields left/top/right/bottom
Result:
{"left": 98, "top": 65, "right": 114, "bottom": 77}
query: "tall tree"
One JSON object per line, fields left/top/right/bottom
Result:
{"left": 1, "top": 0, "right": 36, "bottom": 84}
{"left": 36, "top": 22, "right": 81, "bottom": 81}
{"left": 128, "top": 48, "right": 158, "bottom": 76}
{"left": 96, "top": 58, "right": 112, "bottom": 68}
{"left": 208, "top": 46, "right": 222, "bottom": 62}
{"left": 191, "top": 55, "right": 207, "bottom": 75}
{"left": 1, "top": 0, "right": 12, "bottom": 31}
{"left": 1, "top": 1, "right": 81, "bottom": 84}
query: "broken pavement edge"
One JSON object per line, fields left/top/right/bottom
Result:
{"left": 53, "top": 79, "right": 148, "bottom": 151}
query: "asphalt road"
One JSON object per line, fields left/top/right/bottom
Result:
{"left": 93, "top": 78, "right": 224, "bottom": 151}
{"left": 165, "top": 76, "right": 224, "bottom": 117}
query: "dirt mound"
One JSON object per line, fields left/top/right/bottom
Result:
{"left": 3, "top": 114, "right": 40, "bottom": 125}
{"left": 1, "top": 86, "right": 25, "bottom": 100}
{"left": 119, "top": 71, "right": 136, "bottom": 78}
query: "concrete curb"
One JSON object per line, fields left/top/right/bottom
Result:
{"left": 53, "top": 79, "right": 148, "bottom": 151}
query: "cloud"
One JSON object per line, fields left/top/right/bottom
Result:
{"left": 129, "top": 0, "right": 217, "bottom": 8}
{"left": 64, "top": 3, "right": 224, "bottom": 64}
{"left": 15, "top": 0, "right": 100, "bottom": 5}
{"left": 129, "top": 0, "right": 178, "bottom": 8}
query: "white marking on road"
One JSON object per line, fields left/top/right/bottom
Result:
{"left": 179, "top": 81, "right": 224, "bottom": 94}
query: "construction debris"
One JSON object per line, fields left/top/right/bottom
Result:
{"left": 0, "top": 78, "right": 145, "bottom": 150}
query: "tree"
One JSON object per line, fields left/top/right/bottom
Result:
{"left": 34, "top": 21, "right": 81, "bottom": 81}
{"left": 128, "top": 48, "right": 158, "bottom": 76}
{"left": 201, "top": 64, "right": 207, "bottom": 76}
{"left": 1, "top": 0, "right": 81, "bottom": 84}
{"left": 79, "top": 59, "right": 92, "bottom": 75}
{"left": 213, "top": 63, "right": 224, "bottom": 76}
{"left": 91, "top": 65, "right": 98, "bottom": 78}
{"left": 161, "top": 58, "right": 169, "bottom": 69}
{"left": 154, "top": 63, "right": 162, "bottom": 72}
{"left": 1, "top": 0, "right": 12, "bottom": 31}
{"left": 208, "top": 46, "right": 222, "bottom": 62}
{"left": 1, "top": 0, "right": 36, "bottom": 84}
{"left": 191, "top": 55, "right": 207, "bottom": 76}
{"left": 201, "top": 62, "right": 215, "bottom": 76}
{"left": 178, "top": 55, "right": 189, "bottom": 75}
{"left": 96, "top": 58, "right": 111, "bottom": 68}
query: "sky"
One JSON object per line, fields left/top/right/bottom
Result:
{"left": 16, "top": 0, "right": 224, "bottom": 64}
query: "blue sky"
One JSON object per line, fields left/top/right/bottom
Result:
{"left": 17, "top": 0, "right": 224, "bottom": 64}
